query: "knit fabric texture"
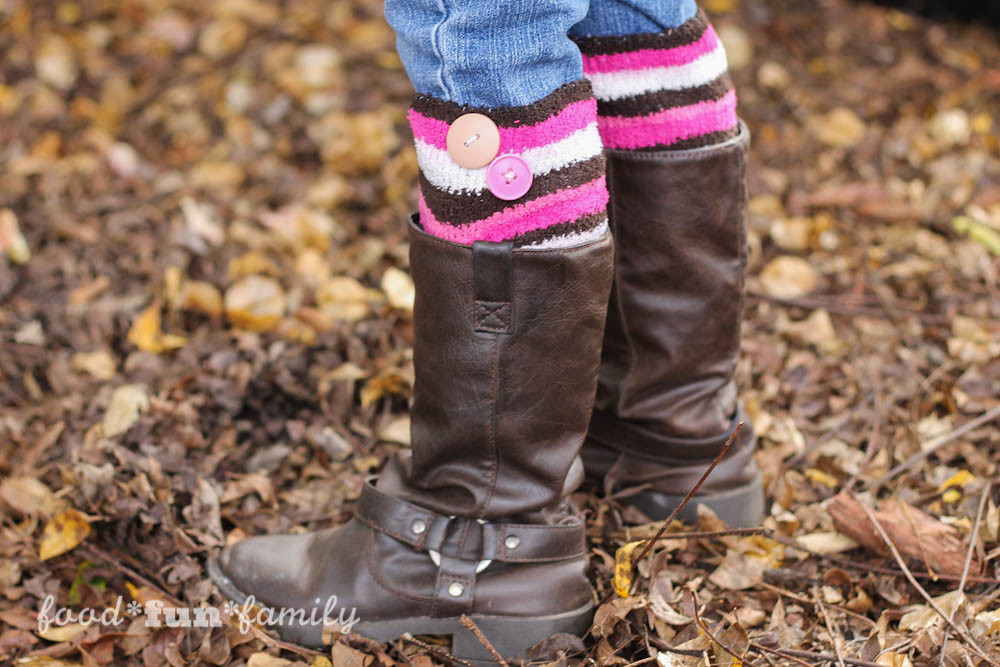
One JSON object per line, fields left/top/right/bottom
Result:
{"left": 408, "top": 80, "right": 609, "bottom": 249}
{"left": 573, "top": 9, "right": 738, "bottom": 151}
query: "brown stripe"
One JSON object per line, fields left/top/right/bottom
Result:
{"left": 596, "top": 73, "right": 734, "bottom": 118}
{"left": 419, "top": 155, "right": 606, "bottom": 226}
{"left": 411, "top": 80, "right": 593, "bottom": 128}
{"left": 572, "top": 8, "right": 708, "bottom": 56}
{"left": 632, "top": 126, "right": 740, "bottom": 152}
{"left": 511, "top": 211, "right": 608, "bottom": 247}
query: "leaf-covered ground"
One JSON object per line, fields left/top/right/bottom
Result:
{"left": 1, "top": 0, "right": 999, "bottom": 665}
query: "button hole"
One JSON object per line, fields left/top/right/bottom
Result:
{"left": 464, "top": 133, "right": 480, "bottom": 148}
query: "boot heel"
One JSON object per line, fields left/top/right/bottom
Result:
{"left": 451, "top": 603, "right": 593, "bottom": 664}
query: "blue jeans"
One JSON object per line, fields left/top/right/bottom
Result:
{"left": 384, "top": 0, "right": 698, "bottom": 108}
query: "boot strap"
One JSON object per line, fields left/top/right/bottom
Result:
{"left": 355, "top": 479, "right": 587, "bottom": 564}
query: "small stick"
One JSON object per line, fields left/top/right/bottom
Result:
{"left": 812, "top": 586, "right": 847, "bottom": 667}
{"left": 939, "top": 482, "right": 991, "bottom": 666}
{"left": 853, "top": 494, "right": 999, "bottom": 667}
{"left": 615, "top": 527, "right": 768, "bottom": 541}
{"left": 460, "top": 614, "right": 509, "bottom": 667}
{"left": 401, "top": 633, "right": 474, "bottom": 667}
{"left": 631, "top": 422, "right": 742, "bottom": 566}
{"left": 684, "top": 587, "right": 753, "bottom": 667}
{"left": 751, "top": 644, "right": 888, "bottom": 667}
{"left": 879, "top": 404, "right": 1000, "bottom": 483}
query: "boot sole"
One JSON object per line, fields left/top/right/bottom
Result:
{"left": 208, "top": 557, "right": 593, "bottom": 664}
{"left": 629, "top": 471, "right": 765, "bottom": 527}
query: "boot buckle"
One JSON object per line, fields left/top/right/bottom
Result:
{"left": 427, "top": 516, "right": 493, "bottom": 574}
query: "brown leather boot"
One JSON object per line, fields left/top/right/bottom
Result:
{"left": 581, "top": 122, "right": 765, "bottom": 527}
{"left": 209, "top": 217, "right": 613, "bottom": 663}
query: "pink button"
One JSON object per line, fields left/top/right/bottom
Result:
{"left": 486, "top": 155, "right": 533, "bottom": 201}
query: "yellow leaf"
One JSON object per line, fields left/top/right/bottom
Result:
{"left": 127, "top": 301, "right": 187, "bottom": 354}
{"left": 37, "top": 621, "right": 90, "bottom": 642}
{"left": 227, "top": 251, "right": 280, "bottom": 280}
{"left": 359, "top": 371, "right": 410, "bottom": 409}
{"left": 224, "top": 276, "right": 286, "bottom": 332}
{"left": 70, "top": 350, "right": 116, "bottom": 380}
{"left": 953, "top": 216, "right": 1000, "bottom": 257}
{"left": 942, "top": 489, "right": 961, "bottom": 504}
{"left": 176, "top": 280, "right": 223, "bottom": 316}
{"left": 381, "top": 267, "right": 415, "bottom": 313}
{"left": 39, "top": 509, "right": 91, "bottom": 560}
{"left": 805, "top": 468, "right": 839, "bottom": 488}
{"left": 613, "top": 541, "right": 644, "bottom": 598}
{"left": 939, "top": 470, "right": 975, "bottom": 492}
{"left": 0, "top": 208, "right": 30, "bottom": 264}
{"left": 316, "top": 276, "right": 370, "bottom": 322}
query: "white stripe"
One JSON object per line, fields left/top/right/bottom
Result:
{"left": 415, "top": 123, "right": 603, "bottom": 195}
{"left": 586, "top": 43, "right": 729, "bottom": 101}
{"left": 522, "top": 221, "right": 609, "bottom": 250}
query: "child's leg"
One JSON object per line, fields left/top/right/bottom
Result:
{"left": 570, "top": 0, "right": 738, "bottom": 150}
{"left": 386, "top": 0, "right": 609, "bottom": 249}
{"left": 570, "top": 2, "right": 763, "bottom": 527}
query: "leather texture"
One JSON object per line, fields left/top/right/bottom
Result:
{"left": 212, "top": 217, "right": 613, "bottom": 647}
{"left": 381, "top": 217, "right": 614, "bottom": 519}
{"left": 582, "top": 122, "right": 762, "bottom": 505}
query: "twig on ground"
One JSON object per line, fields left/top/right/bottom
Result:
{"left": 751, "top": 644, "right": 889, "bottom": 667}
{"left": 615, "top": 527, "right": 768, "bottom": 541}
{"left": 813, "top": 586, "right": 848, "bottom": 667}
{"left": 401, "top": 634, "right": 474, "bottom": 667}
{"left": 878, "top": 404, "right": 1000, "bottom": 484}
{"left": 757, "top": 582, "right": 876, "bottom": 627}
{"left": 459, "top": 614, "right": 509, "bottom": 667}
{"left": 852, "top": 494, "right": 999, "bottom": 667}
{"left": 684, "top": 587, "right": 753, "bottom": 667}
{"left": 631, "top": 422, "right": 742, "bottom": 566}
{"left": 939, "top": 483, "right": 992, "bottom": 666}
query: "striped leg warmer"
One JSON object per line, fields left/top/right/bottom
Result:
{"left": 408, "top": 81, "right": 609, "bottom": 249}
{"left": 573, "top": 9, "right": 739, "bottom": 151}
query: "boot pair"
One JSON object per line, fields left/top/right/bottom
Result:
{"left": 209, "top": 126, "right": 762, "bottom": 664}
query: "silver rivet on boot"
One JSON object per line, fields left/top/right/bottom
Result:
{"left": 504, "top": 535, "right": 520, "bottom": 550}
{"left": 448, "top": 582, "right": 464, "bottom": 597}
{"left": 411, "top": 519, "right": 426, "bottom": 535}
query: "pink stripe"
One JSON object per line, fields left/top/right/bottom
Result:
{"left": 408, "top": 98, "right": 597, "bottom": 154}
{"left": 581, "top": 27, "right": 719, "bottom": 74}
{"left": 419, "top": 178, "right": 609, "bottom": 244}
{"left": 598, "top": 91, "right": 737, "bottom": 150}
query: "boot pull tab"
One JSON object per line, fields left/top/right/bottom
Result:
{"left": 472, "top": 241, "right": 513, "bottom": 334}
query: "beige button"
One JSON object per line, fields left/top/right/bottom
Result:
{"left": 446, "top": 113, "right": 501, "bottom": 169}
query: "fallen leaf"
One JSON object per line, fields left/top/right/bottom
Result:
{"left": 102, "top": 384, "right": 150, "bottom": 438}
{"left": 37, "top": 622, "right": 90, "bottom": 643}
{"left": 612, "top": 540, "right": 643, "bottom": 598}
{"left": 0, "top": 477, "right": 63, "bottom": 516}
{"left": 953, "top": 215, "right": 1000, "bottom": 256}
{"left": 812, "top": 107, "right": 866, "bottom": 147}
{"left": 71, "top": 350, "right": 116, "bottom": 380}
{"left": 316, "top": 276, "right": 370, "bottom": 321}
{"left": 378, "top": 417, "right": 411, "bottom": 445}
{"left": 796, "top": 531, "right": 859, "bottom": 555}
{"left": 39, "top": 509, "right": 91, "bottom": 560}
{"left": 127, "top": 301, "right": 187, "bottom": 354}
{"left": 176, "top": 280, "right": 223, "bottom": 316}
{"left": 381, "top": 267, "right": 414, "bottom": 312}
{"left": 759, "top": 256, "right": 818, "bottom": 298}
{"left": 246, "top": 654, "right": 292, "bottom": 667}
{"left": 224, "top": 276, "right": 287, "bottom": 332}
{"left": 0, "top": 208, "right": 30, "bottom": 264}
